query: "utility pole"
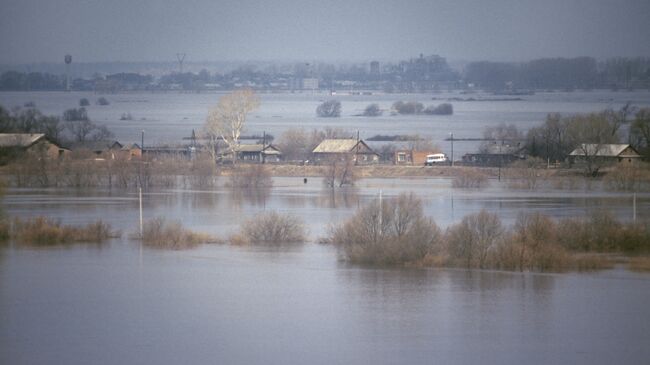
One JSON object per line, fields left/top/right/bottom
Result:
{"left": 378, "top": 190, "right": 383, "bottom": 237}
{"left": 262, "top": 131, "right": 266, "bottom": 164}
{"left": 450, "top": 132, "right": 454, "bottom": 167}
{"left": 176, "top": 53, "right": 186, "bottom": 73}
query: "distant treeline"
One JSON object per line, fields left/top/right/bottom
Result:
{"left": 464, "top": 57, "right": 650, "bottom": 91}
{"left": 2, "top": 55, "right": 648, "bottom": 92}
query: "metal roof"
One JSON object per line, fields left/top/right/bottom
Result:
{"left": 569, "top": 144, "right": 640, "bottom": 157}
{"left": 312, "top": 139, "right": 360, "bottom": 153}
{"left": 0, "top": 133, "right": 46, "bottom": 147}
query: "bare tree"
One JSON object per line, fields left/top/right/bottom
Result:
{"left": 567, "top": 112, "right": 621, "bottom": 175}
{"left": 323, "top": 154, "right": 356, "bottom": 188}
{"left": 630, "top": 108, "right": 650, "bottom": 159}
{"left": 205, "top": 89, "right": 260, "bottom": 164}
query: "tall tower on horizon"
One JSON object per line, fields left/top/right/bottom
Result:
{"left": 64, "top": 54, "right": 72, "bottom": 91}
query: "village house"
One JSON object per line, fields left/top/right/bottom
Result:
{"left": 0, "top": 133, "right": 69, "bottom": 160}
{"left": 312, "top": 139, "right": 379, "bottom": 164}
{"left": 120, "top": 143, "right": 142, "bottom": 160}
{"left": 235, "top": 144, "right": 282, "bottom": 163}
{"left": 462, "top": 142, "right": 526, "bottom": 167}
{"left": 394, "top": 150, "right": 441, "bottom": 165}
{"left": 569, "top": 144, "right": 641, "bottom": 165}
{"left": 70, "top": 140, "right": 123, "bottom": 158}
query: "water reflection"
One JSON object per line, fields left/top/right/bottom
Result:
{"left": 319, "top": 187, "right": 360, "bottom": 209}
{"left": 229, "top": 187, "right": 271, "bottom": 207}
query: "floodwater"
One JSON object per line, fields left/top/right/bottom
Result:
{"left": 1, "top": 90, "right": 650, "bottom": 156}
{"left": 1, "top": 178, "right": 650, "bottom": 364}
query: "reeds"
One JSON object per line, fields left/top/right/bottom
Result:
{"left": 11, "top": 217, "right": 116, "bottom": 245}
{"left": 141, "top": 217, "right": 214, "bottom": 249}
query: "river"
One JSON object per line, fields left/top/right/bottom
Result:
{"left": 1, "top": 178, "right": 649, "bottom": 364}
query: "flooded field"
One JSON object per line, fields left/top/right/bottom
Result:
{"left": 2, "top": 90, "right": 649, "bottom": 156}
{"left": 1, "top": 178, "right": 650, "bottom": 364}
{"left": 2, "top": 89, "right": 650, "bottom": 364}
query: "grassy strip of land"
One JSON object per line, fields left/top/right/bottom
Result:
{"left": 141, "top": 217, "right": 217, "bottom": 249}
{"left": 10, "top": 217, "right": 117, "bottom": 245}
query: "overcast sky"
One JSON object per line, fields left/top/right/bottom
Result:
{"left": 1, "top": 0, "right": 649, "bottom": 64}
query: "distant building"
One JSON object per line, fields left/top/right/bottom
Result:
{"left": 394, "top": 150, "right": 441, "bottom": 165}
{"left": 289, "top": 78, "right": 319, "bottom": 91}
{"left": 0, "top": 133, "right": 68, "bottom": 159}
{"left": 370, "top": 61, "right": 380, "bottom": 77}
{"left": 70, "top": 140, "right": 123, "bottom": 157}
{"left": 235, "top": 144, "right": 282, "bottom": 163}
{"left": 312, "top": 139, "right": 379, "bottom": 164}
{"left": 569, "top": 144, "right": 641, "bottom": 164}
{"left": 462, "top": 142, "right": 526, "bottom": 166}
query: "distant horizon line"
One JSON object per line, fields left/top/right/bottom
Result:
{"left": 3, "top": 54, "right": 648, "bottom": 68}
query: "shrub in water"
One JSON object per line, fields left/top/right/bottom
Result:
{"left": 328, "top": 193, "right": 441, "bottom": 265}
{"left": 237, "top": 211, "right": 307, "bottom": 245}
{"left": 142, "top": 217, "right": 212, "bottom": 249}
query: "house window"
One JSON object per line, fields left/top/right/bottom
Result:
{"left": 397, "top": 153, "right": 406, "bottom": 162}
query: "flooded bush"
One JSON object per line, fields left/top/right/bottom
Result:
{"left": 363, "top": 103, "right": 382, "bottom": 117}
{"left": 506, "top": 158, "right": 551, "bottom": 190}
{"left": 11, "top": 217, "right": 116, "bottom": 245}
{"left": 236, "top": 211, "right": 307, "bottom": 245}
{"left": 452, "top": 168, "right": 488, "bottom": 188}
{"left": 142, "top": 217, "right": 213, "bottom": 249}
{"left": 96, "top": 97, "right": 110, "bottom": 105}
{"left": 392, "top": 101, "right": 424, "bottom": 115}
{"left": 604, "top": 164, "right": 650, "bottom": 191}
{"left": 423, "top": 103, "right": 453, "bottom": 115}
{"left": 328, "top": 193, "right": 442, "bottom": 265}
{"left": 446, "top": 210, "right": 503, "bottom": 269}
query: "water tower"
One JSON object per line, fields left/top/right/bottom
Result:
{"left": 64, "top": 54, "right": 72, "bottom": 91}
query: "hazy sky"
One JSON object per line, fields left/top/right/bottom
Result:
{"left": 1, "top": 0, "right": 649, "bottom": 64}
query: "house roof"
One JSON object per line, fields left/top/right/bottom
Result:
{"left": 71, "top": 140, "right": 123, "bottom": 152}
{"left": 120, "top": 143, "right": 141, "bottom": 151}
{"left": 236, "top": 144, "right": 282, "bottom": 155}
{"left": 312, "top": 139, "right": 364, "bottom": 153}
{"left": 569, "top": 144, "right": 640, "bottom": 157}
{"left": 0, "top": 133, "right": 47, "bottom": 147}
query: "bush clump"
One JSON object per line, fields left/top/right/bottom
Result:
{"left": 234, "top": 211, "right": 307, "bottom": 245}
{"left": 96, "top": 97, "right": 110, "bottom": 106}
{"left": 63, "top": 107, "right": 89, "bottom": 121}
{"left": 328, "top": 193, "right": 442, "bottom": 265}
{"left": 392, "top": 101, "right": 424, "bottom": 115}
{"left": 142, "top": 217, "right": 213, "bottom": 249}
{"left": 316, "top": 100, "right": 341, "bottom": 117}
{"left": 452, "top": 168, "right": 489, "bottom": 188}
{"left": 423, "top": 103, "right": 453, "bottom": 115}
{"left": 362, "top": 103, "right": 382, "bottom": 117}
{"left": 79, "top": 98, "right": 90, "bottom": 107}
{"left": 11, "top": 217, "right": 116, "bottom": 245}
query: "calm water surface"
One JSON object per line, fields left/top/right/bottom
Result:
{"left": 2, "top": 90, "right": 649, "bottom": 156}
{"left": 1, "top": 178, "right": 650, "bottom": 364}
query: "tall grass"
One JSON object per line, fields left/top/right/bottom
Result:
{"left": 11, "top": 217, "right": 116, "bottom": 246}
{"left": 141, "top": 217, "right": 214, "bottom": 249}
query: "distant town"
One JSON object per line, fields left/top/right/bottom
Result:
{"left": 1, "top": 54, "right": 650, "bottom": 93}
